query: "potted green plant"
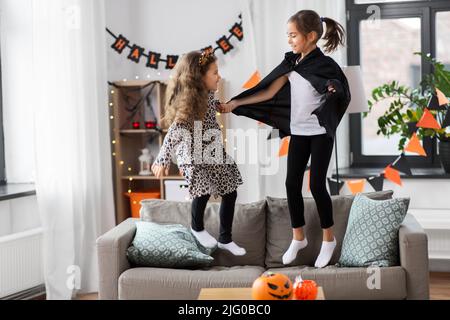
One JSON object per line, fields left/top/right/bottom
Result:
{"left": 364, "top": 52, "right": 450, "bottom": 173}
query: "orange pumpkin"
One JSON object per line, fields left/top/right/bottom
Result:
{"left": 293, "top": 278, "right": 318, "bottom": 300}
{"left": 252, "top": 272, "right": 293, "bottom": 300}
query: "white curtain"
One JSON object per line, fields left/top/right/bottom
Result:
{"left": 243, "top": 0, "right": 349, "bottom": 199}
{"left": 32, "top": 0, "right": 115, "bottom": 299}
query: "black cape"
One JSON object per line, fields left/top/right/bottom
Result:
{"left": 230, "top": 47, "right": 351, "bottom": 139}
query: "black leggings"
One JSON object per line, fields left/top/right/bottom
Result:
{"left": 286, "top": 134, "right": 334, "bottom": 229}
{"left": 191, "top": 190, "right": 237, "bottom": 244}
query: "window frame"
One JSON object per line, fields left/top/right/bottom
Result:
{"left": 346, "top": 0, "right": 450, "bottom": 168}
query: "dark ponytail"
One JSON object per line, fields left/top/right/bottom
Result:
{"left": 288, "top": 10, "right": 345, "bottom": 54}
{"left": 321, "top": 17, "right": 345, "bottom": 53}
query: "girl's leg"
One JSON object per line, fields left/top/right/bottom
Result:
{"left": 191, "top": 194, "right": 210, "bottom": 231}
{"left": 283, "top": 135, "right": 312, "bottom": 265}
{"left": 217, "top": 190, "right": 237, "bottom": 244}
{"left": 285, "top": 135, "right": 312, "bottom": 229}
{"left": 309, "top": 134, "right": 336, "bottom": 268}
{"left": 217, "top": 190, "right": 246, "bottom": 256}
{"left": 190, "top": 194, "right": 217, "bottom": 248}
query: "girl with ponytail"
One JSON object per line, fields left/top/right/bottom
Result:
{"left": 220, "top": 10, "right": 351, "bottom": 268}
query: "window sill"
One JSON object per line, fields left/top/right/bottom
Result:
{"left": 0, "top": 183, "right": 36, "bottom": 201}
{"left": 332, "top": 167, "right": 450, "bottom": 179}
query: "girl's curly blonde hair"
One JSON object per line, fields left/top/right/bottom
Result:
{"left": 162, "top": 50, "right": 217, "bottom": 127}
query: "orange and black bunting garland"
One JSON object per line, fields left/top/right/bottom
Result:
{"left": 106, "top": 14, "right": 243, "bottom": 70}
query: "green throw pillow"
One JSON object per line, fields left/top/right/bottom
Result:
{"left": 127, "top": 221, "right": 215, "bottom": 268}
{"left": 337, "top": 193, "right": 410, "bottom": 267}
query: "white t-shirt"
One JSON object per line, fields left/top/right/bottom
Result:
{"left": 287, "top": 71, "right": 326, "bottom": 136}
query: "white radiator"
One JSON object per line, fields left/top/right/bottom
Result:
{"left": 0, "top": 227, "right": 44, "bottom": 298}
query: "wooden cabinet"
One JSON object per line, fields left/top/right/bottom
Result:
{"left": 109, "top": 80, "right": 227, "bottom": 223}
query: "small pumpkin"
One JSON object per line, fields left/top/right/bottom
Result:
{"left": 252, "top": 272, "right": 293, "bottom": 300}
{"left": 293, "top": 276, "right": 318, "bottom": 300}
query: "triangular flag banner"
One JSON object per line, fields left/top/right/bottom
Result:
{"left": 416, "top": 108, "right": 441, "bottom": 129}
{"left": 327, "top": 178, "right": 345, "bottom": 196}
{"left": 384, "top": 165, "right": 402, "bottom": 186}
{"left": 436, "top": 88, "right": 449, "bottom": 106}
{"left": 243, "top": 71, "right": 261, "bottom": 89}
{"left": 367, "top": 175, "right": 384, "bottom": 192}
{"left": 407, "top": 121, "right": 418, "bottom": 136}
{"left": 427, "top": 94, "right": 445, "bottom": 111}
{"left": 347, "top": 179, "right": 365, "bottom": 195}
{"left": 278, "top": 137, "right": 290, "bottom": 157}
{"left": 442, "top": 110, "right": 450, "bottom": 128}
{"left": 391, "top": 153, "right": 412, "bottom": 175}
{"left": 404, "top": 132, "right": 427, "bottom": 156}
{"left": 267, "top": 129, "right": 280, "bottom": 140}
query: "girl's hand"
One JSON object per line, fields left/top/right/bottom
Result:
{"left": 219, "top": 100, "right": 238, "bottom": 113}
{"left": 151, "top": 163, "right": 169, "bottom": 178}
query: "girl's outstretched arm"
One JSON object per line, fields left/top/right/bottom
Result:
{"left": 219, "top": 75, "right": 288, "bottom": 113}
{"left": 152, "top": 122, "right": 183, "bottom": 177}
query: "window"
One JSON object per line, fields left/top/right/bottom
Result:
{"left": 0, "top": 41, "right": 5, "bottom": 184}
{"left": 346, "top": 0, "right": 450, "bottom": 168}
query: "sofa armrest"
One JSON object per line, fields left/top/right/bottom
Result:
{"left": 398, "top": 213, "right": 430, "bottom": 300}
{"left": 96, "top": 218, "right": 137, "bottom": 300}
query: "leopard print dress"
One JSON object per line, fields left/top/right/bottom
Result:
{"left": 154, "top": 92, "right": 243, "bottom": 199}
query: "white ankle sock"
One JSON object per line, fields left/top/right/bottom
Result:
{"left": 282, "top": 238, "right": 308, "bottom": 265}
{"left": 218, "top": 241, "right": 246, "bottom": 256}
{"left": 314, "top": 237, "right": 337, "bottom": 268}
{"left": 190, "top": 228, "right": 217, "bottom": 249}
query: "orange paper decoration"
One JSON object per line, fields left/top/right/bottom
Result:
{"left": 384, "top": 165, "right": 402, "bottom": 186}
{"left": 243, "top": 71, "right": 261, "bottom": 89}
{"left": 278, "top": 137, "right": 290, "bottom": 157}
{"left": 416, "top": 108, "right": 441, "bottom": 129}
{"left": 404, "top": 133, "right": 427, "bottom": 156}
{"left": 436, "top": 88, "right": 449, "bottom": 106}
{"left": 347, "top": 179, "right": 365, "bottom": 194}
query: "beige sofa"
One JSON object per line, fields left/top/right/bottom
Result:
{"left": 96, "top": 190, "right": 429, "bottom": 300}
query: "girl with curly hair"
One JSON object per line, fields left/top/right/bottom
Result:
{"left": 152, "top": 50, "right": 245, "bottom": 256}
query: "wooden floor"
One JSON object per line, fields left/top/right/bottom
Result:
{"left": 73, "top": 272, "right": 450, "bottom": 300}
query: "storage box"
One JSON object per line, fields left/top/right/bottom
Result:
{"left": 125, "top": 190, "right": 161, "bottom": 218}
{"left": 164, "top": 180, "right": 190, "bottom": 201}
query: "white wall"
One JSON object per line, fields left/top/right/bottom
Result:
{"left": 0, "top": 195, "right": 40, "bottom": 237}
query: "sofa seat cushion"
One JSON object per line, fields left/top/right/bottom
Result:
{"left": 118, "top": 265, "right": 266, "bottom": 300}
{"left": 265, "top": 190, "right": 394, "bottom": 268}
{"left": 139, "top": 199, "right": 267, "bottom": 267}
{"left": 267, "top": 265, "right": 407, "bottom": 300}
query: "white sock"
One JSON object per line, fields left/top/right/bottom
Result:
{"left": 190, "top": 228, "right": 217, "bottom": 249}
{"left": 218, "top": 241, "right": 246, "bottom": 256}
{"left": 314, "top": 237, "right": 337, "bottom": 268}
{"left": 282, "top": 238, "right": 308, "bottom": 265}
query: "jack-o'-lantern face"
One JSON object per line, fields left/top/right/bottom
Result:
{"left": 252, "top": 272, "right": 293, "bottom": 300}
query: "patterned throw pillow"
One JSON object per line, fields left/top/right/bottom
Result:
{"left": 127, "top": 221, "right": 215, "bottom": 268}
{"left": 337, "top": 193, "right": 410, "bottom": 267}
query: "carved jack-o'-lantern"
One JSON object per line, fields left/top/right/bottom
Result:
{"left": 252, "top": 272, "right": 293, "bottom": 300}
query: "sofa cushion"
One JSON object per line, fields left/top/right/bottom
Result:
{"left": 140, "top": 198, "right": 266, "bottom": 267}
{"left": 265, "top": 190, "right": 394, "bottom": 268}
{"left": 267, "top": 265, "right": 407, "bottom": 300}
{"left": 337, "top": 193, "right": 410, "bottom": 267}
{"left": 126, "top": 221, "right": 214, "bottom": 268}
{"left": 118, "top": 265, "right": 265, "bottom": 300}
